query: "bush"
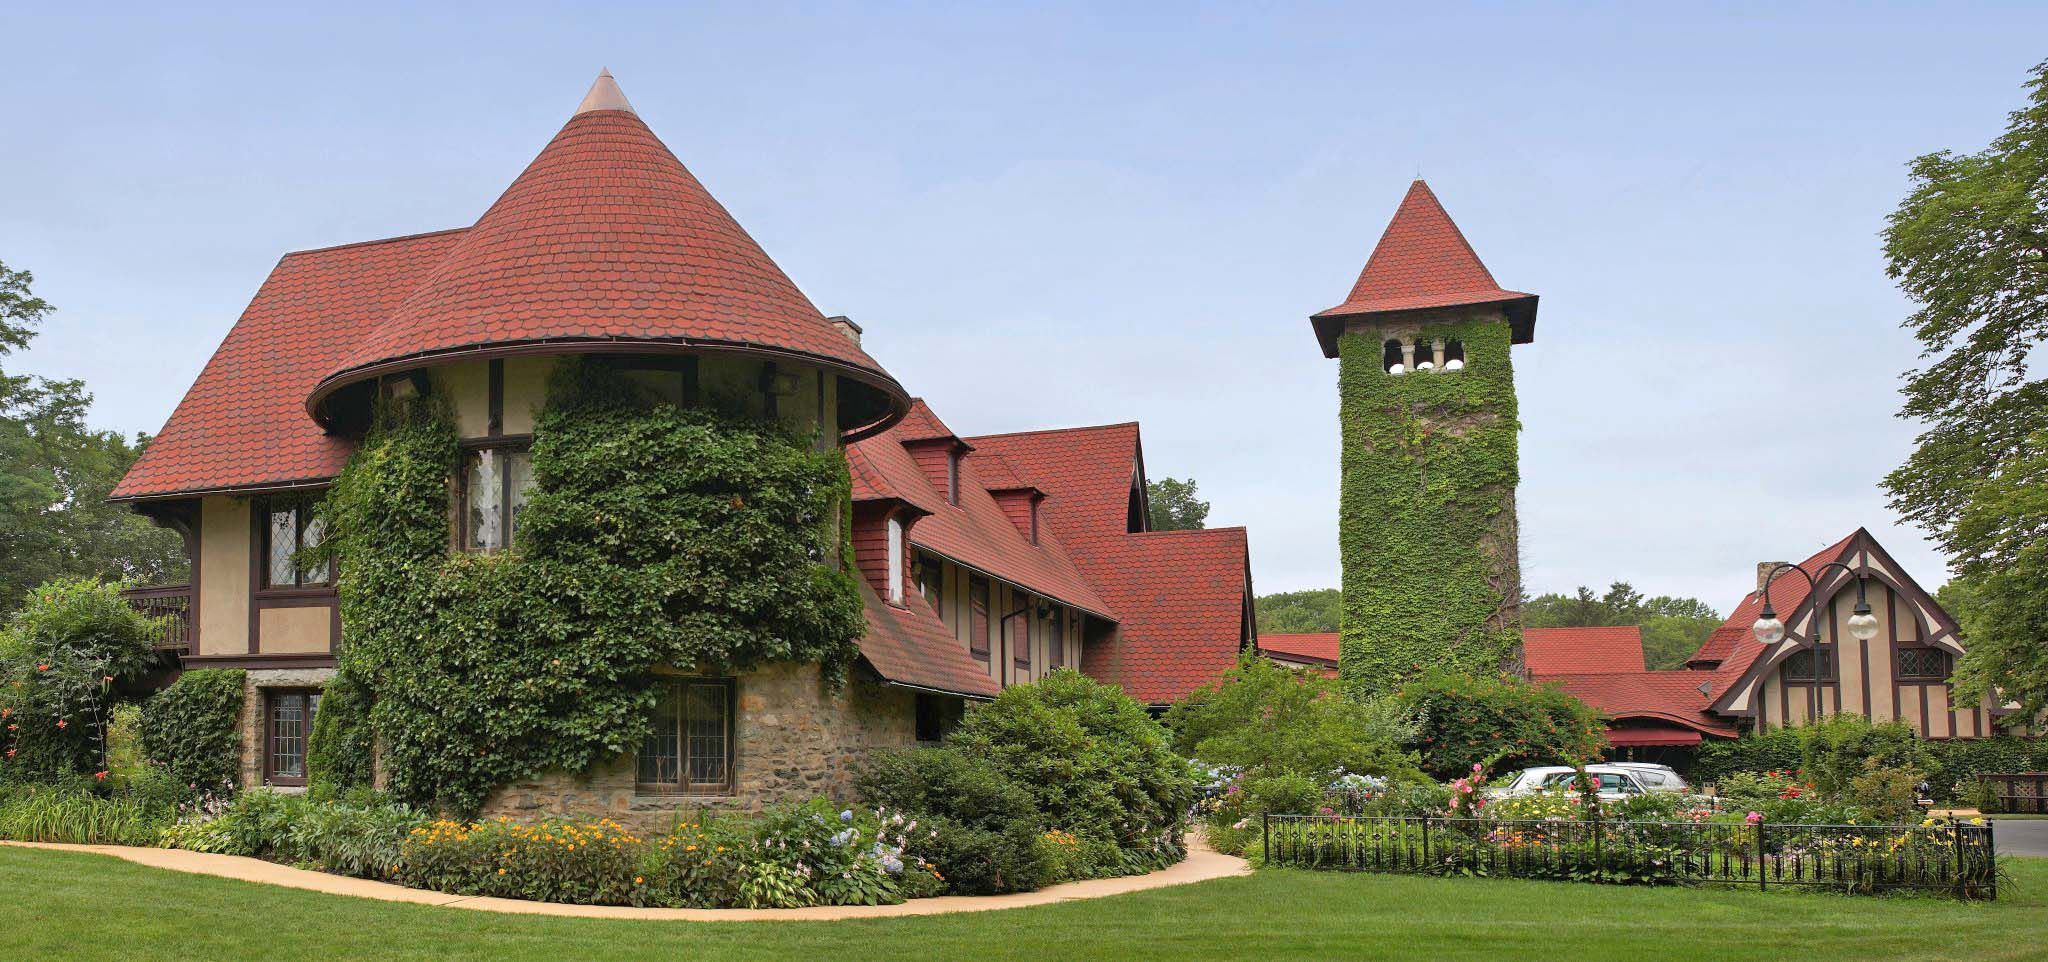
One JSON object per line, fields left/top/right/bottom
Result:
{"left": 138, "top": 668, "right": 245, "bottom": 797}
{"left": 1165, "top": 655, "right": 1423, "bottom": 785}
{"left": 1846, "top": 759, "right": 1926, "bottom": 824}
{"left": 949, "top": 670, "right": 1192, "bottom": 864}
{"left": 0, "top": 578, "right": 165, "bottom": 782}
{"left": 1396, "top": 669, "right": 1607, "bottom": 779}
{"left": 1801, "top": 716, "right": 1930, "bottom": 797}
{"left": 306, "top": 671, "right": 373, "bottom": 794}
{"left": 1925, "top": 736, "right": 2048, "bottom": 800}
{"left": 854, "top": 746, "right": 1047, "bottom": 894}
{"left": 1693, "top": 728, "right": 1804, "bottom": 785}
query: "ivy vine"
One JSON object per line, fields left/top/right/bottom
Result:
{"left": 312, "top": 358, "right": 864, "bottom": 813}
{"left": 1337, "top": 318, "right": 1523, "bottom": 695}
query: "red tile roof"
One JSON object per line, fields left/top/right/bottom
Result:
{"left": 1522, "top": 626, "right": 1647, "bottom": 675}
{"left": 111, "top": 229, "right": 469, "bottom": 500}
{"left": 309, "top": 107, "right": 905, "bottom": 432}
{"left": 1539, "top": 671, "right": 1738, "bottom": 739}
{"left": 1697, "top": 532, "right": 1859, "bottom": 705}
{"left": 967, "top": 424, "right": 1253, "bottom": 705}
{"left": 848, "top": 407, "right": 1114, "bottom": 619}
{"left": 857, "top": 579, "right": 1000, "bottom": 698}
{"left": 1259, "top": 631, "right": 1339, "bottom": 665}
{"left": 1310, "top": 179, "right": 1536, "bottom": 356}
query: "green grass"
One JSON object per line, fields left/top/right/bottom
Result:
{"left": 5, "top": 846, "right": 2044, "bottom": 962}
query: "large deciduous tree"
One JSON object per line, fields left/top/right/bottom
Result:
{"left": 1522, "top": 582, "right": 1721, "bottom": 670}
{"left": 0, "top": 260, "right": 186, "bottom": 614}
{"left": 1881, "top": 62, "right": 2048, "bottom": 721}
{"left": 1145, "top": 476, "right": 1209, "bottom": 531}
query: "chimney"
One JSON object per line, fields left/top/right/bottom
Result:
{"left": 1756, "top": 561, "right": 1791, "bottom": 593}
{"left": 827, "top": 314, "right": 862, "bottom": 346}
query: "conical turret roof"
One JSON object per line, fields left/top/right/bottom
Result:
{"left": 309, "top": 72, "right": 907, "bottom": 435}
{"left": 1310, "top": 179, "right": 1537, "bottom": 357}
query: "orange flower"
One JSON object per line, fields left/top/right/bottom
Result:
{"left": 35, "top": 664, "right": 49, "bottom": 672}
{"left": 55, "top": 720, "right": 67, "bottom": 729}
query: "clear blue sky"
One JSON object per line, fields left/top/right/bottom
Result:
{"left": 4, "top": 3, "right": 2044, "bottom": 611}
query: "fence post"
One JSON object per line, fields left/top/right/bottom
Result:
{"left": 1591, "top": 813, "right": 1603, "bottom": 883}
{"left": 1952, "top": 818, "right": 1965, "bottom": 896}
{"left": 1756, "top": 819, "right": 1767, "bottom": 892}
{"left": 1988, "top": 820, "right": 1998, "bottom": 901}
{"left": 1422, "top": 814, "right": 1432, "bottom": 868}
{"left": 1262, "top": 812, "right": 1270, "bottom": 865}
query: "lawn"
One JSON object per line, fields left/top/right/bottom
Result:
{"left": 6, "top": 848, "right": 2045, "bottom": 962}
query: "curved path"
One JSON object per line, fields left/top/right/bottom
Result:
{"left": 3, "top": 835, "right": 1249, "bottom": 921}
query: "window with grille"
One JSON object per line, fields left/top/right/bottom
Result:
{"left": 1896, "top": 647, "right": 1952, "bottom": 682}
{"left": 637, "top": 678, "right": 734, "bottom": 794}
{"left": 261, "top": 495, "right": 331, "bottom": 589}
{"left": 265, "top": 689, "right": 322, "bottom": 786}
{"left": 459, "top": 445, "right": 535, "bottom": 552}
{"left": 1783, "top": 644, "right": 1837, "bottom": 683}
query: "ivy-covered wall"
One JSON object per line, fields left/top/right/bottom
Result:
{"left": 1336, "top": 315, "right": 1523, "bottom": 694}
{"left": 312, "top": 358, "right": 866, "bottom": 814}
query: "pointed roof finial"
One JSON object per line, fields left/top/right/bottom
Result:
{"left": 575, "top": 68, "right": 635, "bottom": 116}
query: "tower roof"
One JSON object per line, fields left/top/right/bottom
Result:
{"left": 307, "top": 71, "right": 908, "bottom": 437}
{"left": 1310, "top": 179, "right": 1537, "bottom": 357}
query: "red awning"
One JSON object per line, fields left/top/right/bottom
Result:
{"left": 1607, "top": 728, "right": 1703, "bottom": 747}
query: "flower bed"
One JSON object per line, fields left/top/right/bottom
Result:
{"left": 1262, "top": 813, "right": 1997, "bottom": 899}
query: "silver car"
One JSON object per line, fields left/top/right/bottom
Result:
{"left": 1493, "top": 765, "right": 1652, "bottom": 801}
{"left": 1606, "top": 762, "right": 1691, "bottom": 794}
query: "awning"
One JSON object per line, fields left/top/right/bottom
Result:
{"left": 1607, "top": 727, "right": 1703, "bottom": 747}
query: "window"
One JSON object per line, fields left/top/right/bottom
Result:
{"left": 915, "top": 693, "right": 960, "bottom": 743}
{"left": 1048, "top": 610, "right": 1066, "bottom": 668}
{"left": 637, "top": 678, "right": 734, "bottom": 794}
{"left": 1011, "top": 606, "right": 1031, "bottom": 676}
{"left": 969, "top": 575, "right": 991, "bottom": 665}
{"left": 1382, "top": 339, "right": 1406, "bottom": 375}
{"left": 1784, "top": 644, "right": 1837, "bottom": 683}
{"left": 264, "top": 689, "right": 322, "bottom": 786}
{"left": 886, "top": 516, "right": 905, "bottom": 605}
{"left": 261, "top": 495, "right": 330, "bottom": 589}
{"left": 460, "top": 446, "right": 535, "bottom": 552}
{"left": 1896, "top": 647, "right": 1952, "bottom": 682}
{"left": 915, "top": 553, "right": 941, "bottom": 612}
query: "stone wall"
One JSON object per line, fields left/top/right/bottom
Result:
{"left": 480, "top": 661, "right": 920, "bottom": 829}
{"left": 236, "top": 666, "right": 337, "bottom": 790}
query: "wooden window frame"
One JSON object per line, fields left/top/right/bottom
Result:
{"left": 262, "top": 687, "right": 322, "bottom": 787}
{"left": 255, "top": 494, "right": 333, "bottom": 594}
{"left": 968, "top": 575, "right": 991, "bottom": 665}
{"left": 1048, "top": 609, "right": 1066, "bottom": 669}
{"left": 1783, "top": 644, "right": 1838, "bottom": 684}
{"left": 1895, "top": 646, "right": 1952, "bottom": 683}
{"left": 457, "top": 439, "right": 535, "bottom": 553}
{"left": 636, "top": 676, "right": 737, "bottom": 796}
{"left": 886, "top": 515, "right": 906, "bottom": 606}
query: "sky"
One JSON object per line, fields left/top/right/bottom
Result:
{"left": 3, "top": 3, "right": 2044, "bottom": 612}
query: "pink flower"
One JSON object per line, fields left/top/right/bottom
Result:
{"left": 1472, "top": 763, "right": 1484, "bottom": 774}
{"left": 1746, "top": 811, "right": 1763, "bottom": 824}
{"left": 55, "top": 719, "right": 66, "bottom": 730}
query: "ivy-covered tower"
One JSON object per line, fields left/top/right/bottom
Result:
{"left": 1310, "top": 180, "right": 1539, "bottom": 693}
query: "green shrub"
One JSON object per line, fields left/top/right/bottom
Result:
{"left": 949, "top": 670, "right": 1193, "bottom": 862}
{"left": 0, "top": 578, "right": 165, "bottom": 781}
{"left": 1801, "top": 716, "right": 1930, "bottom": 796}
{"left": 1693, "top": 728, "right": 1804, "bottom": 785}
{"left": 0, "top": 784, "right": 166, "bottom": 845}
{"left": 1165, "top": 655, "right": 1423, "bottom": 784}
{"left": 1246, "top": 772, "right": 1321, "bottom": 817}
{"left": 854, "top": 746, "right": 1047, "bottom": 894}
{"left": 306, "top": 670, "right": 373, "bottom": 794}
{"left": 1846, "top": 759, "right": 1926, "bottom": 824}
{"left": 1925, "top": 736, "right": 2048, "bottom": 800}
{"left": 138, "top": 668, "right": 245, "bottom": 797}
{"left": 1396, "top": 669, "right": 1606, "bottom": 779}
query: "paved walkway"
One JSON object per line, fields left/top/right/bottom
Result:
{"left": 3, "top": 836, "right": 1249, "bottom": 922}
{"left": 1992, "top": 818, "right": 2048, "bottom": 858}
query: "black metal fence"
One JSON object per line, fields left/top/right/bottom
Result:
{"left": 1262, "top": 814, "right": 1996, "bottom": 899}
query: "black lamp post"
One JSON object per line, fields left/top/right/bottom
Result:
{"left": 1751, "top": 562, "right": 1882, "bottom": 722}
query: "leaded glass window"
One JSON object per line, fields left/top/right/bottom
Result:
{"left": 261, "top": 495, "right": 330, "bottom": 588}
{"left": 461, "top": 446, "right": 534, "bottom": 552}
{"left": 637, "top": 678, "right": 734, "bottom": 794}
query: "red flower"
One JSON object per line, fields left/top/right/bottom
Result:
{"left": 102, "top": 675, "right": 114, "bottom": 683}
{"left": 35, "top": 664, "right": 49, "bottom": 672}
{"left": 55, "top": 720, "right": 67, "bottom": 729}
{"left": 93, "top": 771, "right": 108, "bottom": 781}
{"left": 3, "top": 749, "right": 13, "bottom": 758}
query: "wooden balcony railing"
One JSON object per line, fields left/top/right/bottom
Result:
{"left": 121, "top": 584, "right": 192, "bottom": 652}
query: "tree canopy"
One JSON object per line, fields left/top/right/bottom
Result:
{"left": 1144, "top": 476, "right": 1209, "bottom": 531}
{"left": 0, "top": 260, "right": 185, "bottom": 614}
{"left": 1256, "top": 587, "right": 1342, "bottom": 634}
{"left": 1880, "top": 61, "right": 2048, "bottom": 721}
{"left": 1522, "top": 582, "right": 1722, "bottom": 670}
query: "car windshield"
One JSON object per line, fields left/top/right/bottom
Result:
{"left": 1541, "top": 772, "right": 1638, "bottom": 793}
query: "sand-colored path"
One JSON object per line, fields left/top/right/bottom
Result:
{"left": 4, "top": 835, "right": 1249, "bottom": 921}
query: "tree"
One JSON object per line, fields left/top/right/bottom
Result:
{"left": 1145, "top": 476, "right": 1208, "bottom": 531}
{"left": 1523, "top": 581, "right": 1721, "bottom": 670}
{"left": 1880, "top": 61, "right": 2048, "bottom": 720}
{"left": 1255, "top": 587, "right": 1341, "bottom": 633}
{"left": 0, "top": 260, "right": 186, "bottom": 614}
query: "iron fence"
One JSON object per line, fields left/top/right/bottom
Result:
{"left": 1262, "top": 814, "right": 1995, "bottom": 899}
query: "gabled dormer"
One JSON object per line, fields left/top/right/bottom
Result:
{"left": 895, "top": 400, "right": 971, "bottom": 506}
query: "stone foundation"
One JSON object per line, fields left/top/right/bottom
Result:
{"left": 480, "top": 661, "right": 921, "bottom": 829}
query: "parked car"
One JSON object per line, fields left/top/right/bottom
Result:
{"left": 1606, "top": 762, "right": 1691, "bottom": 794}
{"left": 1491, "top": 765, "right": 1652, "bottom": 801}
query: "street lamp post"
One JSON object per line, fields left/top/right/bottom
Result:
{"left": 1751, "top": 562, "right": 1883, "bottom": 723}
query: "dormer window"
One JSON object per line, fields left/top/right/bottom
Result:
{"left": 886, "top": 515, "right": 905, "bottom": 605}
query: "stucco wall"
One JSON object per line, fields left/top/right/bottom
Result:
{"left": 1756, "top": 579, "right": 1998, "bottom": 738}
{"left": 196, "top": 496, "right": 250, "bottom": 656}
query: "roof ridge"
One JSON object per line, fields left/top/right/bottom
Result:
{"left": 282, "top": 226, "right": 470, "bottom": 258}
{"left": 964, "top": 420, "right": 1140, "bottom": 442}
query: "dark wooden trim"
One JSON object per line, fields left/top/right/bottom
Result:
{"left": 487, "top": 358, "right": 505, "bottom": 436}
{"left": 1920, "top": 680, "right": 1932, "bottom": 738}
{"left": 247, "top": 501, "right": 262, "bottom": 654}
{"left": 1778, "top": 672, "right": 1789, "bottom": 729}
{"left": 181, "top": 653, "right": 336, "bottom": 670}
{"left": 1858, "top": 588, "right": 1873, "bottom": 717}
{"left": 1888, "top": 590, "right": 1903, "bottom": 724}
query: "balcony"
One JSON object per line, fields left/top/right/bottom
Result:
{"left": 121, "top": 584, "right": 192, "bottom": 652}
